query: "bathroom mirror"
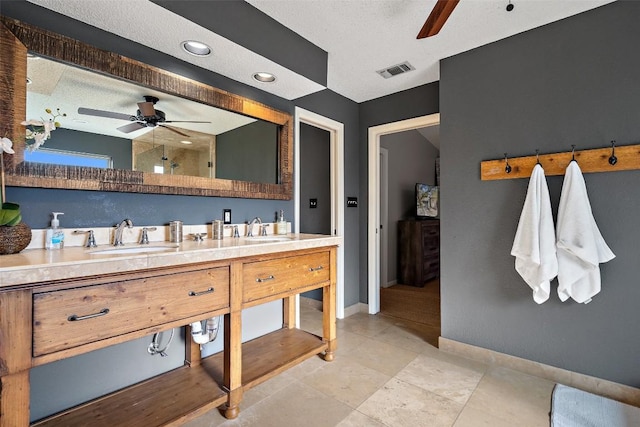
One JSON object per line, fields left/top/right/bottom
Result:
{"left": 0, "top": 17, "right": 293, "bottom": 199}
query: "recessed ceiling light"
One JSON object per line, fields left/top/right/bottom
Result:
{"left": 253, "top": 72, "right": 276, "bottom": 83}
{"left": 180, "top": 140, "right": 193, "bottom": 145}
{"left": 26, "top": 77, "right": 32, "bottom": 85}
{"left": 181, "top": 40, "right": 211, "bottom": 56}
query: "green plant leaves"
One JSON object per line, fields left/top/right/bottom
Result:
{"left": 0, "top": 202, "right": 22, "bottom": 226}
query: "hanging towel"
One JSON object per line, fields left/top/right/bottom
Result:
{"left": 511, "top": 163, "right": 558, "bottom": 304}
{"left": 556, "top": 161, "right": 615, "bottom": 304}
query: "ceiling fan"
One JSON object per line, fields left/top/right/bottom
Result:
{"left": 77, "top": 95, "right": 210, "bottom": 137}
{"left": 417, "top": 0, "right": 460, "bottom": 39}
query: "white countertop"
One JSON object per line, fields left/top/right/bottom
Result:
{"left": 0, "top": 233, "right": 341, "bottom": 288}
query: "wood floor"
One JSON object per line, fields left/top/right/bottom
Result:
{"left": 379, "top": 278, "right": 441, "bottom": 346}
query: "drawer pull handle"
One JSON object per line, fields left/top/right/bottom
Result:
{"left": 256, "top": 275, "right": 275, "bottom": 283}
{"left": 309, "top": 265, "right": 324, "bottom": 272}
{"left": 68, "top": 308, "right": 110, "bottom": 322}
{"left": 189, "top": 287, "right": 215, "bottom": 297}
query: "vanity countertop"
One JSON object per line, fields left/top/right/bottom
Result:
{"left": 0, "top": 233, "right": 341, "bottom": 288}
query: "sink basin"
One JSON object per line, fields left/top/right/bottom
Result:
{"left": 88, "top": 244, "right": 179, "bottom": 255}
{"left": 244, "top": 236, "right": 293, "bottom": 243}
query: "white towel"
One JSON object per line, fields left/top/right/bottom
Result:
{"left": 511, "top": 164, "right": 558, "bottom": 304}
{"left": 556, "top": 161, "right": 615, "bottom": 304}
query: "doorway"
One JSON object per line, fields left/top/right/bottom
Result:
{"left": 367, "top": 113, "right": 440, "bottom": 314}
{"left": 294, "top": 107, "right": 345, "bottom": 322}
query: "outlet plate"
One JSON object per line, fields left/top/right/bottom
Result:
{"left": 223, "top": 209, "right": 232, "bottom": 224}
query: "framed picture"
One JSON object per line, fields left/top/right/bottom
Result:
{"left": 416, "top": 183, "right": 439, "bottom": 218}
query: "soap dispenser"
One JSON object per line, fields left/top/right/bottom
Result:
{"left": 46, "top": 212, "right": 65, "bottom": 250}
{"left": 277, "top": 210, "right": 288, "bottom": 235}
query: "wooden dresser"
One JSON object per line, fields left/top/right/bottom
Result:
{"left": 0, "top": 235, "right": 339, "bottom": 426}
{"left": 398, "top": 219, "right": 440, "bottom": 287}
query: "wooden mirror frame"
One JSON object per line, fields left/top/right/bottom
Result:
{"left": 0, "top": 17, "right": 293, "bottom": 200}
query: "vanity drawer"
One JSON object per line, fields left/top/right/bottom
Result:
{"left": 242, "top": 251, "right": 330, "bottom": 303}
{"left": 33, "top": 267, "right": 230, "bottom": 356}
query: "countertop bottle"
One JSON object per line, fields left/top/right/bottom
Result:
{"left": 46, "top": 212, "right": 65, "bottom": 250}
{"left": 277, "top": 210, "right": 288, "bottom": 235}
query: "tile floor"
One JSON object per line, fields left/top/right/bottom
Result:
{"left": 185, "top": 304, "right": 555, "bottom": 427}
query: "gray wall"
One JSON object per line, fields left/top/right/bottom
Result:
{"left": 440, "top": 0, "right": 640, "bottom": 386}
{"left": 381, "top": 130, "right": 439, "bottom": 284}
{"left": 300, "top": 123, "right": 332, "bottom": 235}
{"left": 216, "top": 120, "right": 279, "bottom": 183}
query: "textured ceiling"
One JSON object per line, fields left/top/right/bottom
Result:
{"left": 27, "top": 0, "right": 615, "bottom": 103}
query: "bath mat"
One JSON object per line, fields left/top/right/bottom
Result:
{"left": 551, "top": 384, "right": 640, "bottom": 427}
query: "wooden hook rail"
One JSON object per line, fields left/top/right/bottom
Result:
{"left": 481, "top": 143, "right": 640, "bottom": 181}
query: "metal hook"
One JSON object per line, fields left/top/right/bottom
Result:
{"left": 504, "top": 153, "right": 512, "bottom": 173}
{"left": 571, "top": 145, "right": 576, "bottom": 162}
{"left": 608, "top": 140, "right": 618, "bottom": 166}
{"left": 535, "top": 149, "right": 541, "bottom": 165}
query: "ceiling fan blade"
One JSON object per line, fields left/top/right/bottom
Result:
{"left": 417, "top": 0, "right": 460, "bottom": 39}
{"left": 117, "top": 122, "right": 146, "bottom": 133}
{"left": 137, "top": 101, "right": 156, "bottom": 117}
{"left": 78, "top": 107, "right": 133, "bottom": 121}
{"left": 163, "top": 120, "right": 212, "bottom": 124}
{"left": 159, "top": 124, "right": 191, "bottom": 137}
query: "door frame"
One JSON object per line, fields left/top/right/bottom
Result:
{"left": 367, "top": 113, "right": 440, "bottom": 314}
{"left": 295, "top": 107, "right": 345, "bottom": 321}
{"left": 379, "top": 147, "right": 389, "bottom": 288}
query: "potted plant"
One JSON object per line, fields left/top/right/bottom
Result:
{"left": 0, "top": 136, "right": 31, "bottom": 255}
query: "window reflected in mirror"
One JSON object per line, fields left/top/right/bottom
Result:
{"left": 26, "top": 55, "right": 280, "bottom": 184}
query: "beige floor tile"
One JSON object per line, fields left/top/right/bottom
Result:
{"left": 375, "top": 323, "right": 437, "bottom": 354}
{"left": 218, "top": 381, "right": 353, "bottom": 427}
{"left": 300, "top": 307, "right": 324, "bottom": 336}
{"left": 284, "top": 353, "right": 329, "bottom": 380}
{"left": 396, "top": 353, "right": 486, "bottom": 404}
{"left": 301, "top": 357, "right": 391, "bottom": 408}
{"left": 345, "top": 336, "right": 419, "bottom": 377}
{"left": 334, "top": 329, "right": 369, "bottom": 356}
{"left": 453, "top": 406, "right": 519, "bottom": 427}
{"left": 336, "top": 410, "right": 387, "bottom": 427}
{"left": 465, "top": 366, "right": 554, "bottom": 427}
{"left": 337, "top": 313, "right": 394, "bottom": 338}
{"left": 188, "top": 304, "right": 555, "bottom": 426}
{"left": 182, "top": 406, "right": 228, "bottom": 427}
{"left": 358, "top": 378, "right": 463, "bottom": 427}
{"left": 240, "top": 370, "right": 298, "bottom": 408}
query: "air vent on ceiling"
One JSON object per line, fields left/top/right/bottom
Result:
{"left": 376, "top": 61, "right": 415, "bottom": 79}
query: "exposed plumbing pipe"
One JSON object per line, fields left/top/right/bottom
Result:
{"left": 190, "top": 316, "right": 221, "bottom": 344}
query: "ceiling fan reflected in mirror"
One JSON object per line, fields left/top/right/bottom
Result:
{"left": 417, "top": 0, "right": 460, "bottom": 39}
{"left": 77, "top": 95, "right": 211, "bottom": 137}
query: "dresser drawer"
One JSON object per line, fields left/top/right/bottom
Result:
{"left": 33, "top": 267, "right": 230, "bottom": 356}
{"left": 422, "top": 224, "right": 440, "bottom": 252}
{"left": 243, "top": 251, "right": 330, "bottom": 303}
{"left": 423, "top": 255, "right": 440, "bottom": 280}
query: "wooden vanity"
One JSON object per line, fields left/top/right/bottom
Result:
{"left": 0, "top": 235, "right": 339, "bottom": 426}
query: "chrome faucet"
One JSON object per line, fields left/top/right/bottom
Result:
{"left": 139, "top": 227, "right": 157, "bottom": 244}
{"left": 246, "top": 217, "right": 262, "bottom": 237}
{"left": 113, "top": 219, "right": 133, "bottom": 246}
